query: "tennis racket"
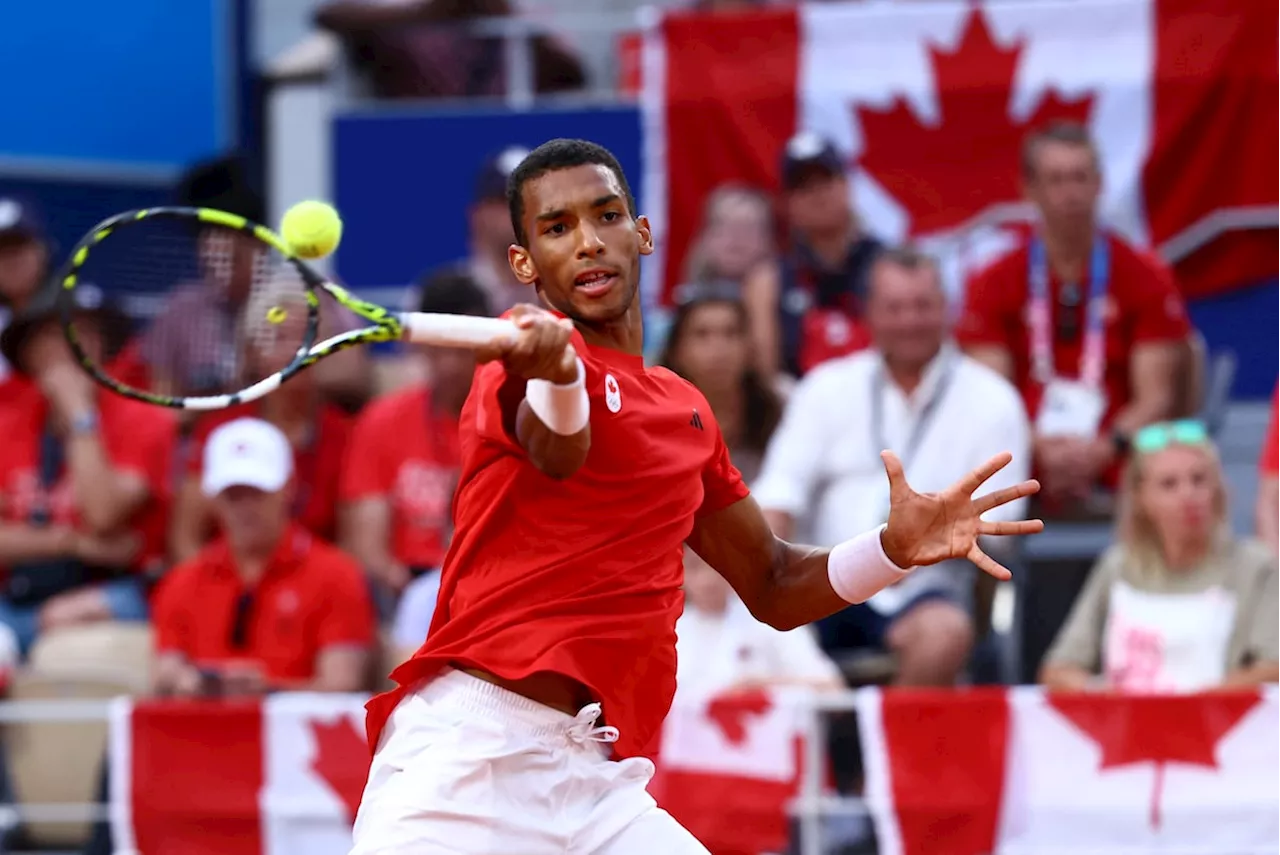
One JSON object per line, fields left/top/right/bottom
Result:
{"left": 56, "top": 206, "right": 518, "bottom": 410}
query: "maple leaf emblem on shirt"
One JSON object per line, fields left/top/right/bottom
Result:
{"left": 855, "top": 8, "right": 1095, "bottom": 236}
{"left": 1048, "top": 691, "right": 1261, "bottom": 830}
{"left": 308, "top": 716, "right": 369, "bottom": 823}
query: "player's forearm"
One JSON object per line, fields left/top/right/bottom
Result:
{"left": 755, "top": 529, "right": 911, "bottom": 631}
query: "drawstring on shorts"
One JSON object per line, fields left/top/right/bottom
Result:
{"left": 567, "top": 703, "right": 619, "bottom": 745}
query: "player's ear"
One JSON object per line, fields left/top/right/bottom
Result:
{"left": 635, "top": 215, "right": 654, "bottom": 257}
{"left": 508, "top": 243, "right": 539, "bottom": 286}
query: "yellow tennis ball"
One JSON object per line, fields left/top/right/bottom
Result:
{"left": 280, "top": 200, "right": 343, "bottom": 260}
{"left": 266, "top": 306, "right": 288, "bottom": 324}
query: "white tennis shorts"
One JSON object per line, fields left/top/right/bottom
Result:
{"left": 350, "top": 668, "right": 708, "bottom": 854}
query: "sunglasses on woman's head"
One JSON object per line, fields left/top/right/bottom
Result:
{"left": 1132, "top": 420, "right": 1209, "bottom": 455}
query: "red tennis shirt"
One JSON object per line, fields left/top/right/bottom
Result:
{"left": 365, "top": 331, "right": 750, "bottom": 759}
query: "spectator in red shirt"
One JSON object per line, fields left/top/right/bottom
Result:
{"left": 170, "top": 289, "right": 353, "bottom": 562}
{"left": 0, "top": 285, "right": 175, "bottom": 655}
{"left": 342, "top": 271, "right": 490, "bottom": 628}
{"left": 957, "top": 122, "right": 1190, "bottom": 506}
{"left": 1256, "top": 387, "right": 1278, "bottom": 553}
{"left": 152, "top": 417, "right": 373, "bottom": 696}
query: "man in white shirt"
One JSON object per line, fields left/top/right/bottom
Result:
{"left": 754, "top": 247, "right": 1030, "bottom": 686}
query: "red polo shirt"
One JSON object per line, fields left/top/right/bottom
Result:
{"left": 186, "top": 403, "right": 352, "bottom": 541}
{"left": 339, "top": 385, "right": 460, "bottom": 570}
{"left": 956, "top": 233, "right": 1191, "bottom": 429}
{"left": 0, "top": 381, "right": 176, "bottom": 573}
{"left": 151, "top": 525, "right": 375, "bottom": 684}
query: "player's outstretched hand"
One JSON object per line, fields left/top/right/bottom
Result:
{"left": 879, "top": 450, "right": 1043, "bottom": 580}
{"left": 477, "top": 304, "right": 579, "bottom": 385}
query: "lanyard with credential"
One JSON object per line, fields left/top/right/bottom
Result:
{"left": 870, "top": 354, "right": 956, "bottom": 473}
{"left": 1027, "top": 235, "right": 1110, "bottom": 388}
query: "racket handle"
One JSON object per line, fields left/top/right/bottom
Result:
{"left": 398, "top": 312, "right": 519, "bottom": 348}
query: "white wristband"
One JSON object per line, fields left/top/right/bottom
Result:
{"left": 827, "top": 525, "right": 913, "bottom": 605}
{"left": 525, "top": 358, "right": 589, "bottom": 435}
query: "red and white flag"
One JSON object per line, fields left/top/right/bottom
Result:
{"left": 855, "top": 686, "right": 1280, "bottom": 855}
{"left": 640, "top": 0, "right": 1278, "bottom": 303}
{"left": 647, "top": 688, "right": 817, "bottom": 855}
{"left": 108, "top": 694, "right": 368, "bottom": 855}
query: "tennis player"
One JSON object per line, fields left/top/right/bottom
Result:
{"left": 351, "top": 139, "right": 1042, "bottom": 854}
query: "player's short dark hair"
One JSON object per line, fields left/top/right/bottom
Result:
{"left": 507, "top": 139, "right": 637, "bottom": 246}
{"left": 1021, "top": 121, "right": 1099, "bottom": 180}
{"left": 416, "top": 268, "right": 493, "bottom": 317}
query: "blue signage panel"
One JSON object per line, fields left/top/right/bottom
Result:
{"left": 332, "top": 105, "right": 644, "bottom": 294}
{"left": 0, "top": 0, "right": 231, "bottom": 169}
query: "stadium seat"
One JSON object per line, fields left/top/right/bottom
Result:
{"left": 7, "top": 622, "right": 152, "bottom": 849}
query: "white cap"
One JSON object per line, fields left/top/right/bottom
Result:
{"left": 201, "top": 417, "right": 293, "bottom": 498}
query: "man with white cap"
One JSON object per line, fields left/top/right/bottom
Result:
{"left": 151, "top": 417, "right": 374, "bottom": 697}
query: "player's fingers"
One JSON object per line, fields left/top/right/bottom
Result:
{"left": 956, "top": 452, "right": 1014, "bottom": 495}
{"left": 972, "top": 479, "right": 1041, "bottom": 514}
{"left": 978, "top": 518, "right": 1045, "bottom": 537}
{"left": 880, "top": 450, "right": 907, "bottom": 493}
{"left": 508, "top": 303, "right": 545, "bottom": 325}
{"left": 969, "top": 543, "right": 1013, "bottom": 581}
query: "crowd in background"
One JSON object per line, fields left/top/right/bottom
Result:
{"left": 0, "top": 3, "right": 1276, "bottom": 850}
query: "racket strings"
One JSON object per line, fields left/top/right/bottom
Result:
{"left": 64, "top": 218, "right": 311, "bottom": 399}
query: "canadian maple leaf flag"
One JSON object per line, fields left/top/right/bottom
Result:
{"left": 640, "top": 0, "right": 1278, "bottom": 304}
{"left": 647, "top": 687, "right": 817, "bottom": 855}
{"left": 854, "top": 686, "right": 1280, "bottom": 855}
{"left": 108, "top": 694, "right": 368, "bottom": 855}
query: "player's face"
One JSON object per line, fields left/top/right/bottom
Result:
{"left": 670, "top": 301, "right": 748, "bottom": 392}
{"left": 866, "top": 262, "right": 947, "bottom": 370}
{"left": 1024, "top": 141, "right": 1100, "bottom": 229}
{"left": 509, "top": 164, "right": 653, "bottom": 325}
{"left": 1137, "top": 445, "right": 1221, "bottom": 546}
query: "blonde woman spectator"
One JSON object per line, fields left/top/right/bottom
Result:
{"left": 682, "top": 184, "right": 776, "bottom": 289}
{"left": 1041, "top": 420, "right": 1279, "bottom": 693}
